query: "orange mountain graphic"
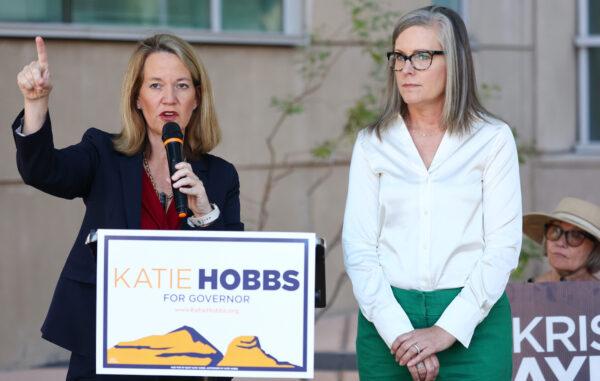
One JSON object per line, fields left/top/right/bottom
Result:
{"left": 107, "top": 326, "right": 222, "bottom": 366}
{"left": 107, "top": 327, "right": 300, "bottom": 369}
{"left": 218, "top": 336, "right": 299, "bottom": 368}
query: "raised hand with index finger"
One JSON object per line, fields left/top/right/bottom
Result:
{"left": 17, "top": 36, "right": 53, "bottom": 135}
{"left": 17, "top": 36, "right": 52, "bottom": 101}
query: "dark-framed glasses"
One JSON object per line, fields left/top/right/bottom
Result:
{"left": 386, "top": 50, "right": 445, "bottom": 71}
{"left": 544, "top": 223, "right": 595, "bottom": 247}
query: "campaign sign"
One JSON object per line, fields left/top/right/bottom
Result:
{"left": 507, "top": 281, "right": 600, "bottom": 381}
{"left": 96, "top": 229, "right": 315, "bottom": 378}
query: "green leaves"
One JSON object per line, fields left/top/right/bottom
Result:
{"left": 479, "top": 82, "right": 502, "bottom": 102}
{"left": 298, "top": 42, "right": 333, "bottom": 82}
{"left": 348, "top": 0, "right": 394, "bottom": 39}
{"left": 271, "top": 0, "right": 394, "bottom": 160}
{"left": 311, "top": 140, "right": 336, "bottom": 159}
{"left": 511, "top": 236, "right": 543, "bottom": 281}
{"left": 344, "top": 92, "right": 379, "bottom": 136}
{"left": 310, "top": 92, "right": 381, "bottom": 160}
{"left": 270, "top": 96, "right": 303, "bottom": 115}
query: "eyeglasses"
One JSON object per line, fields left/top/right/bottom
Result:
{"left": 386, "top": 50, "right": 445, "bottom": 71}
{"left": 544, "top": 223, "right": 595, "bottom": 247}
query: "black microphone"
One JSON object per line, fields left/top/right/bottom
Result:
{"left": 162, "top": 122, "right": 188, "bottom": 219}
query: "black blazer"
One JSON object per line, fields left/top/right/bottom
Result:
{"left": 12, "top": 111, "right": 244, "bottom": 356}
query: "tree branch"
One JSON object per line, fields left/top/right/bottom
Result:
{"left": 257, "top": 48, "right": 346, "bottom": 230}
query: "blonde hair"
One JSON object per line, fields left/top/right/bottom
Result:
{"left": 114, "top": 33, "right": 221, "bottom": 159}
{"left": 370, "top": 6, "right": 493, "bottom": 137}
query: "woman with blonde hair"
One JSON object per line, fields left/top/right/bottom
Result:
{"left": 13, "top": 33, "right": 240, "bottom": 380}
{"left": 343, "top": 6, "right": 521, "bottom": 380}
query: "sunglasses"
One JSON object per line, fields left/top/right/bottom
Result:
{"left": 544, "top": 223, "right": 595, "bottom": 247}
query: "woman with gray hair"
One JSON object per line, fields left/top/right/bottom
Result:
{"left": 342, "top": 6, "right": 521, "bottom": 380}
{"left": 524, "top": 197, "right": 600, "bottom": 283}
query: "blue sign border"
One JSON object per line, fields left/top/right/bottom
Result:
{"left": 102, "top": 235, "right": 310, "bottom": 374}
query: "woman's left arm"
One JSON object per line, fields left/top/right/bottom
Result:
{"left": 436, "top": 125, "right": 522, "bottom": 346}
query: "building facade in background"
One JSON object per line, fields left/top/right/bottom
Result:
{"left": 0, "top": 0, "right": 598, "bottom": 371}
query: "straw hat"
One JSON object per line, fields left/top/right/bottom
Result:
{"left": 523, "top": 197, "right": 600, "bottom": 245}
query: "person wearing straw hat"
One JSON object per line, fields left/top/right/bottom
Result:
{"left": 523, "top": 197, "right": 600, "bottom": 282}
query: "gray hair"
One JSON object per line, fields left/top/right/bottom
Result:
{"left": 588, "top": 245, "right": 600, "bottom": 274}
{"left": 369, "top": 6, "right": 493, "bottom": 137}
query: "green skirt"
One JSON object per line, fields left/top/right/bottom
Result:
{"left": 356, "top": 288, "right": 512, "bottom": 381}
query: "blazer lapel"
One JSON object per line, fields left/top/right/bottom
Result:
{"left": 118, "top": 152, "right": 142, "bottom": 229}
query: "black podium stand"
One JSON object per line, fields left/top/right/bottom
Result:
{"left": 86, "top": 230, "right": 327, "bottom": 308}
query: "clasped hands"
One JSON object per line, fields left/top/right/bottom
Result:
{"left": 390, "top": 326, "right": 456, "bottom": 381}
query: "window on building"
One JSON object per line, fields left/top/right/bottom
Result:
{"left": 577, "top": 0, "right": 600, "bottom": 149}
{"left": 1, "top": 0, "right": 62, "bottom": 23}
{"left": 0, "top": 0, "right": 304, "bottom": 45}
{"left": 432, "top": 0, "right": 462, "bottom": 13}
{"left": 590, "top": 49, "right": 600, "bottom": 142}
{"left": 69, "top": 0, "right": 212, "bottom": 29}
{"left": 222, "top": 0, "right": 282, "bottom": 32}
{"left": 431, "top": 0, "right": 468, "bottom": 26}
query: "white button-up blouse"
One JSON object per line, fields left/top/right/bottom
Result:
{"left": 342, "top": 116, "right": 522, "bottom": 348}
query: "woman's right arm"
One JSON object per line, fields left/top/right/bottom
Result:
{"left": 17, "top": 36, "right": 52, "bottom": 135}
{"left": 342, "top": 131, "right": 414, "bottom": 348}
{"left": 14, "top": 37, "right": 97, "bottom": 199}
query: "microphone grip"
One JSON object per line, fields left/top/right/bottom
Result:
{"left": 165, "top": 143, "right": 188, "bottom": 218}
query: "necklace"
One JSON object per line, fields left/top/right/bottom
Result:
{"left": 406, "top": 119, "right": 446, "bottom": 137}
{"left": 408, "top": 127, "right": 445, "bottom": 137}
{"left": 143, "top": 153, "right": 173, "bottom": 210}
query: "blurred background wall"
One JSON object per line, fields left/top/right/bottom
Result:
{"left": 1, "top": 0, "right": 599, "bottom": 370}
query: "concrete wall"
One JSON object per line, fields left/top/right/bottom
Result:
{"left": 535, "top": 0, "right": 577, "bottom": 153}
{"left": 1, "top": 0, "right": 599, "bottom": 370}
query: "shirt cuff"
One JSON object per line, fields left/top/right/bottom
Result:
{"left": 14, "top": 117, "right": 26, "bottom": 136}
{"left": 434, "top": 295, "right": 484, "bottom": 348}
{"left": 369, "top": 303, "right": 414, "bottom": 348}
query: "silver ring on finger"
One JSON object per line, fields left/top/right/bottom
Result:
{"left": 417, "top": 362, "right": 425, "bottom": 370}
{"left": 411, "top": 343, "right": 421, "bottom": 354}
